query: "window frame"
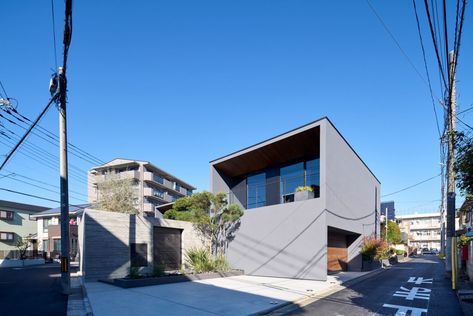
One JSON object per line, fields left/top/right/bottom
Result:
{"left": 0, "top": 210, "right": 14, "bottom": 221}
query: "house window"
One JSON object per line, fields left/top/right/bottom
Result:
{"left": 187, "top": 189, "right": 193, "bottom": 196}
{"left": 153, "top": 174, "right": 164, "bottom": 184}
{"left": 43, "top": 239, "right": 49, "bottom": 252}
{"left": 280, "top": 162, "right": 304, "bottom": 202}
{"left": 0, "top": 210, "right": 14, "bottom": 220}
{"left": 0, "top": 232, "right": 14, "bottom": 241}
{"left": 53, "top": 239, "right": 61, "bottom": 251}
{"left": 43, "top": 219, "right": 50, "bottom": 233}
{"left": 174, "top": 183, "right": 181, "bottom": 192}
{"left": 247, "top": 172, "right": 266, "bottom": 209}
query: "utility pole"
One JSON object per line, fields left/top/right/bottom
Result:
{"left": 445, "top": 51, "right": 457, "bottom": 289}
{"left": 59, "top": 0, "right": 73, "bottom": 294}
{"left": 385, "top": 207, "right": 389, "bottom": 243}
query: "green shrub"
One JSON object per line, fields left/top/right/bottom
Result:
{"left": 185, "top": 248, "right": 213, "bottom": 273}
{"left": 152, "top": 264, "right": 165, "bottom": 277}
{"left": 360, "top": 237, "right": 390, "bottom": 261}
{"left": 185, "top": 248, "right": 231, "bottom": 273}
{"left": 395, "top": 249, "right": 405, "bottom": 256}
{"left": 360, "top": 238, "right": 379, "bottom": 261}
{"left": 129, "top": 266, "right": 140, "bottom": 279}
{"left": 295, "top": 186, "right": 313, "bottom": 192}
{"left": 375, "top": 241, "right": 390, "bottom": 260}
{"left": 213, "top": 254, "right": 230, "bottom": 272}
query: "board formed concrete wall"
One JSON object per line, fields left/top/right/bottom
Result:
{"left": 80, "top": 208, "right": 206, "bottom": 280}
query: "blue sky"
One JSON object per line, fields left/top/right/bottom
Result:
{"left": 0, "top": 1, "right": 471, "bottom": 216}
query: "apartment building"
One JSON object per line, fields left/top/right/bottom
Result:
{"left": 0, "top": 200, "right": 48, "bottom": 259}
{"left": 88, "top": 159, "right": 195, "bottom": 217}
{"left": 396, "top": 212, "right": 441, "bottom": 250}
{"left": 210, "top": 117, "right": 380, "bottom": 280}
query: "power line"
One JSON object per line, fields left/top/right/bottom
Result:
{"left": 0, "top": 172, "right": 88, "bottom": 203}
{"left": 0, "top": 96, "right": 59, "bottom": 170}
{"left": 382, "top": 174, "right": 441, "bottom": 197}
{"left": 412, "top": 0, "right": 443, "bottom": 138}
{"left": 0, "top": 187, "right": 60, "bottom": 203}
{"left": 51, "top": 0, "right": 58, "bottom": 70}
{"left": 423, "top": 0, "right": 449, "bottom": 90}
{"left": 365, "top": 0, "right": 430, "bottom": 88}
{"left": 3, "top": 169, "right": 87, "bottom": 197}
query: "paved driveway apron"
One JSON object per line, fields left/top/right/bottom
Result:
{"left": 287, "top": 256, "right": 461, "bottom": 316}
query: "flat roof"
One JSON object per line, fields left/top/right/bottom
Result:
{"left": 0, "top": 200, "right": 49, "bottom": 213}
{"left": 396, "top": 212, "right": 441, "bottom": 219}
{"left": 30, "top": 204, "right": 90, "bottom": 218}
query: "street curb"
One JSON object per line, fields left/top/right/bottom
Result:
{"left": 251, "top": 268, "right": 388, "bottom": 316}
{"left": 67, "top": 276, "right": 94, "bottom": 316}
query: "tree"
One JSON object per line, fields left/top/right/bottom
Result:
{"left": 380, "top": 220, "right": 402, "bottom": 244}
{"left": 163, "top": 191, "right": 243, "bottom": 255}
{"left": 455, "top": 132, "right": 473, "bottom": 195}
{"left": 16, "top": 237, "right": 31, "bottom": 260}
{"left": 94, "top": 178, "right": 138, "bottom": 214}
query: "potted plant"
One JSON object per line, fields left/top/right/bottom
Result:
{"left": 294, "top": 186, "right": 314, "bottom": 201}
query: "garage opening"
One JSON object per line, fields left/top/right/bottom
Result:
{"left": 327, "top": 226, "right": 360, "bottom": 273}
{"left": 153, "top": 227, "right": 182, "bottom": 270}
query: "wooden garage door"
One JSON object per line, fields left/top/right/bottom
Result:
{"left": 153, "top": 227, "right": 182, "bottom": 270}
{"left": 327, "top": 231, "right": 348, "bottom": 273}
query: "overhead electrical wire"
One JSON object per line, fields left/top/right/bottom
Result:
{"left": 381, "top": 174, "right": 441, "bottom": 198}
{"left": 412, "top": 0, "right": 443, "bottom": 138}
{"left": 0, "top": 172, "right": 88, "bottom": 203}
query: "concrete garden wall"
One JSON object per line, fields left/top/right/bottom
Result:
{"left": 79, "top": 208, "right": 206, "bottom": 280}
{"left": 0, "top": 259, "right": 45, "bottom": 268}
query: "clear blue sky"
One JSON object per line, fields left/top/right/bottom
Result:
{"left": 0, "top": 1, "right": 471, "bottom": 216}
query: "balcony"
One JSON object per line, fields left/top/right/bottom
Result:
{"left": 409, "top": 223, "right": 441, "bottom": 230}
{"left": 228, "top": 172, "right": 320, "bottom": 210}
{"left": 144, "top": 187, "right": 176, "bottom": 203}
{"left": 144, "top": 172, "right": 185, "bottom": 197}
{"left": 93, "top": 170, "right": 140, "bottom": 183}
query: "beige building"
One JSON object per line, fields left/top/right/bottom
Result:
{"left": 396, "top": 212, "right": 441, "bottom": 251}
{"left": 88, "top": 159, "right": 195, "bottom": 217}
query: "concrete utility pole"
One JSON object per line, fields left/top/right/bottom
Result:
{"left": 445, "top": 51, "right": 457, "bottom": 289}
{"left": 59, "top": 0, "right": 73, "bottom": 294}
{"left": 59, "top": 66, "right": 70, "bottom": 294}
{"left": 385, "top": 207, "right": 389, "bottom": 243}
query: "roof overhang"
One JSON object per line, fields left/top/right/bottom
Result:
{"left": 212, "top": 125, "right": 320, "bottom": 178}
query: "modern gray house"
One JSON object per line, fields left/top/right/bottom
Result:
{"left": 210, "top": 117, "right": 380, "bottom": 281}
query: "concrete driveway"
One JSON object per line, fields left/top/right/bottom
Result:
{"left": 85, "top": 272, "right": 369, "bottom": 316}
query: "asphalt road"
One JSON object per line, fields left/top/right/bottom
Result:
{"left": 0, "top": 263, "right": 69, "bottom": 316}
{"left": 287, "top": 256, "right": 462, "bottom": 316}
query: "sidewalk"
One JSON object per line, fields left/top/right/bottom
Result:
{"left": 82, "top": 270, "right": 383, "bottom": 316}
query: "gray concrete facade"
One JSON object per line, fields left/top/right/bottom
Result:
{"left": 210, "top": 117, "right": 380, "bottom": 281}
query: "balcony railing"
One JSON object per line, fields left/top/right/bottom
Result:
{"left": 227, "top": 172, "right": 320, "bottom": 209}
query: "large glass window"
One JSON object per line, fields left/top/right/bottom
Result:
{"left": 43, "top": 240, "right": 49, "bottom": 252}
{"left": 306, "top": 159, "right": 320, "bottom": 186}
{"left": 247, "top": 173, "right": 266, "bottom": 209}
{"left": 280, "top": 162, "right": 304, "bottom": 198}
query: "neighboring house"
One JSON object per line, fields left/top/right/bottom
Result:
{"left": 381, "top": 201, "right": 396, "bottom": 221}
{"left": 0, "top": 200, "right": 48, "bottom": 259}
{"left": 210, "top": 117, "right": 380, "bottom": 280}
{"left": 30, "top": 205, "right": 89, "bottom": 260}
{"left": 88, "top": 158, "right": 196, "bottom": 217}
{"left": 396, "top": 212, "right": 442, "bottom": 250}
